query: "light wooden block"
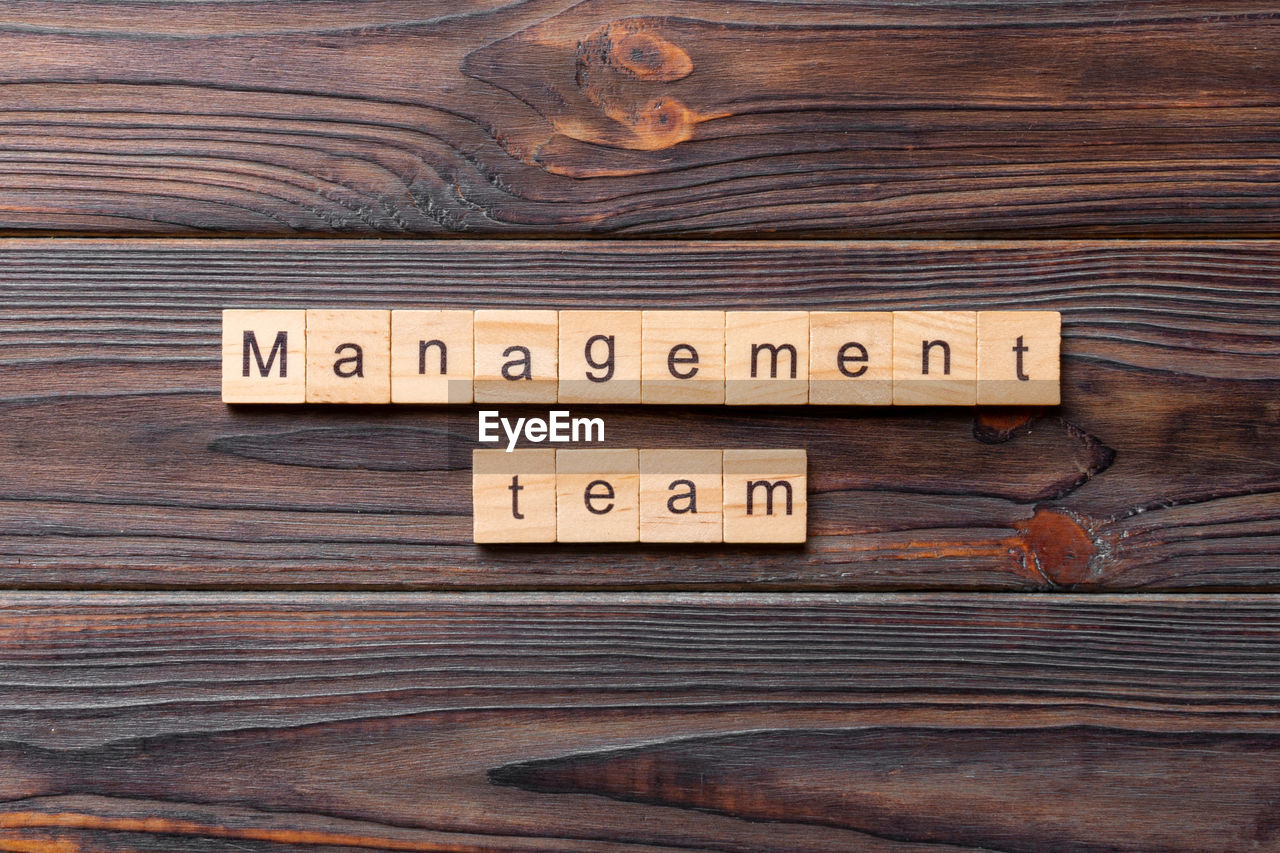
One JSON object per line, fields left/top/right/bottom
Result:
{"left": 724, "top": 311, "right": 809, "bottom": 405}
{"left": 473, "top": 449, "right": 557, "bottom": 543}
{"left": 809, "top": 311, "right": 893, "bottom": 405}
{"left": 556, "top": 449, "right": 639, "bottom": 542}
{"left": 641, "top": 310, "right": 726, "bottom": 404}
{"left": 221, "top": 309, "right": 307, "bottom": 404}
{"left": 558, "top": 310, "right": 642, "bottom": 404}
{"left": 474, "top": 309, "right": 558, "bottom": 403}
{"left": 639, "top": 449, "right": 723, "bottom": 543}
{"left": 305, "top": 309, "right": 391, "bottom": 404}
{"left": 977, "top": 311, "right": 1062, "bottom": 405}
{"left": 390, "top": 310, "right": 474, "bottom": 404}
{"left": 892, "top": 311, "right": 977, "bottom": 406}
{"left": 722, "top": 449, "right": 807, "bottom": 544}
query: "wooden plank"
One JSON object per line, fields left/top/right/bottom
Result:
{"left": 1, "top": 238, "right": 1278, "bottom": 589}
{"left": 0, "top": 592, "right": 1276, "bottom": 852}
{"left": 0, "top": 2, "right": 1276, "bottom": 236}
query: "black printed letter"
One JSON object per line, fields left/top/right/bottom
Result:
{"left": 418, "top": 339, "right": 447, "bottom": 375}
{"left": 333, "top": 343, "right": 364, "bottom": 378}
{"left": 242, "top": 330, "right": 288, "bottom": 378}
{"left": 584, "top": 480, "right": 615, "bottom": 515}
{"left": 921, "top": 340, "right": 951, "bottom": 376}
{"left": 502, "top": 346, "right": 532, "bottom": 381}
{"left": 584, "top": 335, "right": 615, "bottom": 383}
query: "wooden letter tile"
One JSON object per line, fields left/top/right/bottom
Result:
{"left": 892, "top": 311, "right": 977, "bottom": 406}
{"left": 305, "top": 309, "right": 391, "bottom": 404}
{"left": 641, "top": 310, "right": 726, "bottom": 404}
{"left": 809, "top": 311, "right": 893, "bottom": 405}
{"left": 977, "top": 311, "right": 1062, "bottom": 405}
{"left": 724, "top": 311, "right": 809, "bottom": 405}
{"left": 390, "top": 310, "right": 474, "bottom": 404}
{"left": 473, "top": 449, "right": 557, "bottom": 543}
{"left": 556, "top": 449, "right": 639, "bottom": 542}
{"left": 221, "top": 309, "right": 307, "bottom": 404}
{"left": 639, "top": 449, "right": 723, "bottom": 543}
{"left": 722, "top": 449, "right": 807, "bottom": 544}
{"left": 474, "top": 309, "right": 558, "bottom": 403}
{"left": 558, "top": 310, "right": 642, "bottom": 404}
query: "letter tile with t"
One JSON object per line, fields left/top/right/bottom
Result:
{"left": 722, "top": 449, "right": 807, "bottom": 543}
{"left": 221, "top": 309, "right": 307, "bottom": 403}
{"left": 556, "top": 448, "right": 639, "bottom": 543}
{"left": 977, "top": 310, "right": 1061, "bottom": 405}
{"left": 305, "top": 309, "right": 391, "bottom": 404}
{"left": 472, "top": 449, "right": 557, "bottom": 544}
{"left": 474, "top": 309, "right": 558, "bottom": 403}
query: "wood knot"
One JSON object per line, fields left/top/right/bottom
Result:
{"left": 621, "top": 99, "right": 698, "bottom": 149}
{"left": 612, "top": 29, "right": 693, "bottom": 81}
{"left": 973, "top": 407, "right": 1043, "bottom": 444}
{"left": 1013, "top": 507, "right": 1098, "bottom": 587}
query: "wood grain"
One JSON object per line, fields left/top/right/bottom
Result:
{"left": 0, "top": 2, "right": 1277, "bottom": 236}
{"left": 2, "top": 238, "right": 1278, "bottom": 590}
{"left": 0, "top": 592, "right": 1277, "bottom": 852}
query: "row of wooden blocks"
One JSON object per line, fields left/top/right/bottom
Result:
{"left": 223, "top": 309, "right": 1060, "bottom": 406}
{"left": 473, "top": 449, "right": 807, "bottom": 543}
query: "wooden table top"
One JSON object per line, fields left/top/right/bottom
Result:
{"left": 0, "top": 4, "right": 1277, "bottom": 851}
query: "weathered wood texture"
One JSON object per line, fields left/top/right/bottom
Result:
{"left": 2, "top": 239, "right": 1277, "bottom": 590}
{"left": 0, "top": 1, "right": 1278, "bottom": 236}
{"left": 0, "top": 593, "right": 1275, "bottom": 852}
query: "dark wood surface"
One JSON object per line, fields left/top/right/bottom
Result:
{"left": 0, "top": 1, "right": 1278, "bottom": 236}
{"left": 2, "top": 238, "right": 1277, "bottom": 590}
{"left": 2, "top": 3, "right": 1279, "bottom": 847}
{"left": 0, "top": 592, "right": 1276, "bottom": 853}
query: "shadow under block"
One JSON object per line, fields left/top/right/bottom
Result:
{"left": 978, "top": 311, "right": 1062, "bottom": 405}
{"left": 722, "top": 449, "right": 808, "bottom": 544}
{"left": 558, "top": 310, "right": 642, "bottom": 404}
{"left": 809, "top": 311, "right": 894, "bottom": 405}
{"left": 390, "top": 310, "right": 474, "bottom": 404}
{"left": 556, "top": 449, "right": 640, "bottom": 543}
{"left": 220, "top": 309, "right": 307, "bottom": 404}
{"left": 724, "top": 311, "right": 809, "bottom": 405}
{"left": 472, "top": 449, "right": 557, "bottom": 544}
{"left": 304, "top": 309, "right": 391, "bottom": 404}
{"left": 474, "top": 309, "right": 558, "bottom": 404}
{"left": 892, "top": 311, "right": 978, "bottom": 406}
{"left": 641, "top": 310, "right": 726, "bottom": 404}
{"left": 639, "top": 449, "right": 724, "bottom": 543}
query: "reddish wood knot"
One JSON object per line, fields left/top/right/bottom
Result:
{"left": 1012, "top": 507, "right": 1098, "bottom": 587}
{"left": 611, "top": 29, "right": 693, "bottom": 81}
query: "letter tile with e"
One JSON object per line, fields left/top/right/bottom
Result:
{"left": 641, "top": 310, "right": 726, "bottom": 404}
{"left": 556, "top": 448, "right": 639, "bottom": 543}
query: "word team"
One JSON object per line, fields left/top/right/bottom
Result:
{"left": 222, "top": 309, "right": 1061, "bottom": 407}
{"left": 474, "top": 449, "right": 807, "bottom": 544}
